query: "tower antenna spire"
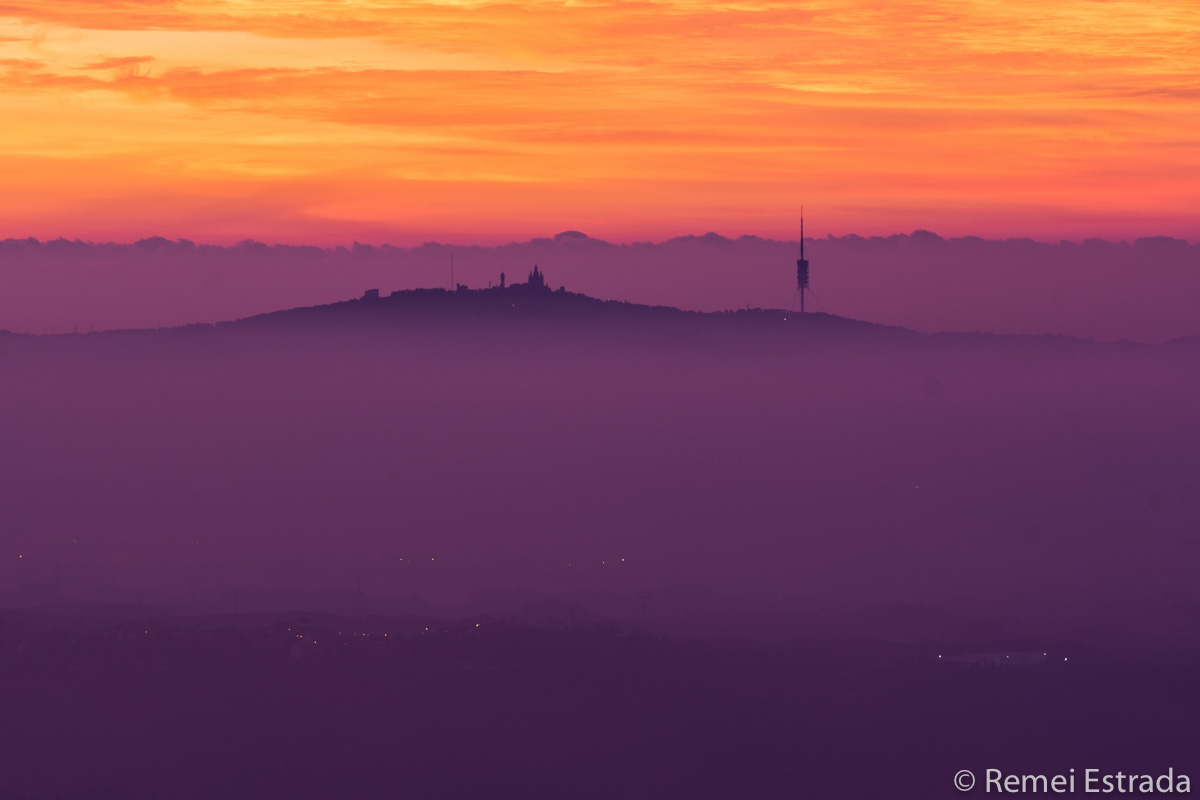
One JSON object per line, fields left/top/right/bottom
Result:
{"left": 796, "top": 207, "right": 810, "bottom": 312}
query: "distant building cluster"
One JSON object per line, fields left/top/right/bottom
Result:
{"left": 488, "top": 264, "right": 550, "bottom": 292}
{"left": 362, "top": 264, "right": 553, "bottom": 301}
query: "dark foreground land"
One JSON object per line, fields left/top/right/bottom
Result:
{"left": 1, "top": 609, "right": 1198, "bottom": 800}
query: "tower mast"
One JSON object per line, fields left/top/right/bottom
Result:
{"left": 796, "top": 207, "right": 810, "bottom": 313}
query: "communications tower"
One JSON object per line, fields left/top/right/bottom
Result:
{"left": 796, "top": 208, "right": 810, "bottom": 312}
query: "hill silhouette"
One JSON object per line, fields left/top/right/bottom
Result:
{"left": 3, "top": 278, "right": 1188, "bottom": 364}
{"left": 209, "top": 282, "right": 1186, "bottom": 358}
{"left": 2, "top": 232, "right": 1197, "bottom": 342}
{"left": 230, "top": 280, "right": 903, "bottom": 338}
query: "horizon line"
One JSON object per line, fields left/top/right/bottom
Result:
{"left": 3, "top": 229, "right": 1198, "bottom": 250}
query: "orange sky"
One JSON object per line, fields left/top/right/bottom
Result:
{"left": 1, "top": 0, "right": 1197, "bottom": 244}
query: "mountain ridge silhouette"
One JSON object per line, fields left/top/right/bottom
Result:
{"left": 1, "top": 284, "right": 1195, "bottom": 353}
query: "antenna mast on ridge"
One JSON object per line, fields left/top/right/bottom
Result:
{"left": 796, "top": 206, "right": 810, "bottom": 313}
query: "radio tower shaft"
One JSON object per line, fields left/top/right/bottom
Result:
{"left": 796, "top": 207, "right": 810, "bottom": 312}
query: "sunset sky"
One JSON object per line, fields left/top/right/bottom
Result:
{"left": 1, "top": 0, "right": 1197, "bottom": 244}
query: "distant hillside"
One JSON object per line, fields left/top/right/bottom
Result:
{"left": 3, "top": 281, "right": 1197, "bottom": 362}
{"left": 230, "top": 282, "right": 898, "bottom": 337}
{"left": 212, "top": 284, "right": 1190, "bottom": 358}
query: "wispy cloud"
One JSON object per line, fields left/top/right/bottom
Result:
{"left": 79, "top": 54, "right": 154, "bottom": 70}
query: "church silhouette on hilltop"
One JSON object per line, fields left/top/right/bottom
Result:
{"left": 526, "top": 264, "right": 546, "bottom": 289}
{"left": 497, "top": 264, "right": 548, "bottom": 291}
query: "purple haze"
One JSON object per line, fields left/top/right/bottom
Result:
{"left": 2, "top": 292, "right": 1198, "bottom": 644}
{"left": 3, "top": 269, "right": 1200, "bottom": 799}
